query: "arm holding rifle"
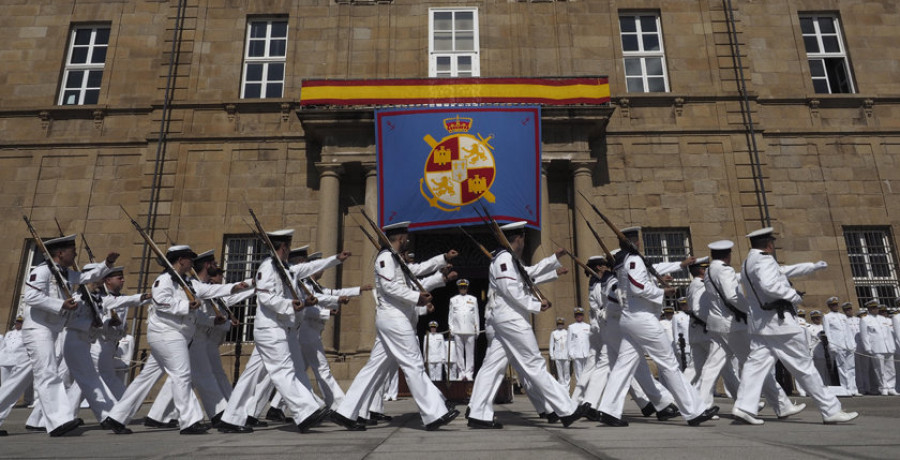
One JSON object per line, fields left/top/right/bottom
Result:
{"left": 375, "top": 250, "right": 431, "bottom": 308}
{"left": 492, "top": 250, "right": 547, "bottom": 314}
{"left": 152, "top": 271, "right": 197, "bottom": 316}
{"left": 257, "top": 258, "right": 304, "bottom": 315}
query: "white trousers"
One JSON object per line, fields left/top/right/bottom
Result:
{"left": 221, "top": 347, "right": 269, "bottom": 426}
{"left": 253, "top": 326, "right": 321, "bottom": 424}
{"left": 145, "top": 332, "right": 204, "bottom": 428}
{"left": 735, "top": 333, "right": 841, "bottom": 418}
{"left": 829, "top": 347, "right": 857, "bottom": 393}
{"left": 571, "top": 357, "right": 588, "bottom": 387}
{"left": 690, "top": 339, "right": 709, "bottom": 385}
{"left": 337, "top": 312, "right": 447, "bottom": 425}
{"left": 63, "top": 329, "right": 117, "bottom": 422}
{"left": 871, "top": 352, "right": 897, "bottom": 393}
{"left": 107, "top": 354, "right": 165, "bottom": 424}
{"left": 207, "top": 328, "right": 233, "bottom": 399}
{"left": 553, "top": 359, "right": 570, "bottom": 387}
{"left": 147, "top": 329, "right": 228, "bottom": 421}
{"left": 599, "top": 311, "right": 702, "bottom": 420}
{"left": 299, "top": 337, "right": 345, "bottom": 409}
{"left": 20, "top": 327, "right": 72, "bottom": 432}
{"left": 855, "top": 349, "right": 871, "bottom": 393}
{"left": 0, "top": 360, "right": 34, "bottom": 426}
{"left": 601, "top": 315, "right": 674, "bottom": 412}
{"left": 427, "top": 362, "right": 444, "bottom": 381}
{"left": 454, "top": 334, "right": 476, "bottom": 380}
{"left": 92, "top": 339, "right": 127, "bottom": 399}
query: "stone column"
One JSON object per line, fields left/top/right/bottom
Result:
{"left": 315, "top": 163, "right": 344, "bottom": 353}
{"left": 533, "top": 164, "right": 555, "bottom": 349}
{"left": 572, "top": 161, "right": 595, "bottom": 308}
{"left": 356, "top": 164, "right": 378, "bottom": 353}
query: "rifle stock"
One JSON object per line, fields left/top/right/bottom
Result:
{"left": 245, "top": 207, "right": 313, "bottom": 303}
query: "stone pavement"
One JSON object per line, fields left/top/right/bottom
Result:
{"left": 0, "top": 395, "right": 897, "bottom": 459}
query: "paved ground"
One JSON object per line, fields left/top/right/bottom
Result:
{"left": 0, "top": 395, "right": 896, "bottom": 459}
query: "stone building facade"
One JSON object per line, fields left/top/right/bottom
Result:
{"left": 1, "top": 0, "right": 898, "bottom": 384}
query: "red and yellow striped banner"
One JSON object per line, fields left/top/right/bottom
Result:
{"left": 300, "top": 77, "right": 609, "bottom": 106}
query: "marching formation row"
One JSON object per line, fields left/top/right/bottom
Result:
{"left": 0, "top": 208, "right": 865, "bottom": 438}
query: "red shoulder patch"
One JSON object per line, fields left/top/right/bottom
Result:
{"left": 629, "top": 262, "right": 636, "bottom": 270}
{"left": 154, "top": 280, "right": 159, "bottom": 287}
{"left": 30, "top": 274, "right": 36, "bottom": 282}
{"left": 500, "top": 263, "right": 507, "bottom": 272}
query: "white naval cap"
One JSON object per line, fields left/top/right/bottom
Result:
{"left": 809, "top": 310, "right": 822, "bottom": 317}
{"left": 105, "top": 266, "right": 125, "bottom": 277}
{"left": 841, "top": 302, "right": 853, "bottom": 310}
{"left": 81, "top": 262, "right": 105, "bottom": 272}
{"left": 45, "top": 234, "right": 77, "bottom": 249}
{"left": 195, "top": 249, "right": 215, "bottom": 263}
{"left": 689, "top": 256, "right": 710, "bottom": 266}
{"left": 826, "top": 296, "right": 839, "bottom": 306}
{"left": 289, "top": 245, "right": 309, "bottom": 258}
{"left": 708, "top": 240, "right": 735, "bottom": 251}
{"left": 500, "top": 221, "right": 527, "bottom": 232}
{"left": 428, "top": 321, "right": 438, "bottom": 328}
{"left": 610, "top": 249, "right": 621, "bottom": 256}
{"left": 556, "top": 317, "right": 565, "bottom": 324}
{"left": 865, "top": 299, "right": 880, "bottom": 309}
{"left": 165, "top": 245, "right": 197, "bottom": 263}
{"left": 621, "top": 226, "right": 641, "bottom": 237}
{"left": 574, "top": 307, "right": 585, "bottom": 314}
{"left": 307, "top": 251, "right": 322, "bottom": 261}
{"left": 746, "top": 227, "right": 776, "bottom": 240}
{"left": 586, "top": 255, "right": 605, "bottom": 265}
{"left": 382, "top": 221, "right": 411, "bottom": 236}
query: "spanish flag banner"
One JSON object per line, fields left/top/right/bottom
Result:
{"left": 301, "top": 77, "right": 609, "bottom": 106}
{"left": 376, "top": 106, "right": 541, "bottom": 231}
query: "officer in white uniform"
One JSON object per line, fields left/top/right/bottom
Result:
{"left": 549, "top": 318, "right": 570, "bottom": 387}
{"left": 823, "top": 298, "right": 860, "bottom": 395}
{"left": 0, "top": 316, "right": 31, "bottom": 436}
{"left": 424, "top": 321, "right": 446, "bottom": 381}
{"left": 448, "top": 279, "right": 480, "bottom": 381}
{"left": 332, "top": 221, "right": 459, "bottom": 431}
{"left": 568, "top": 307, "right": 591, "bottom": 388}
{"left": 854, "top": 310, "right": 872, "bottom": 394}
{"left": 807, "top": 310, "right": 830, "bottom": 384}
{"left": 732, "top": 227, "right": 858, "bottom": 425}
{"left": 878, "top": 305, "right": 897, "bottom": 394}
{"left": 0, "top": 235, "right": 116, "bottom": 437}
{"left": 598, "top": 227, "right": 716, "bottom": 427}
{"left": 861, "top": 300, "right": 893, "bottom": 395}
{"left": 660, "top": 307, "right": 675, "bottom": 343}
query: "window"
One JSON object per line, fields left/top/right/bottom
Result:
{"left": 642, "top": 228, "right": 691, "bottom": 308}
{"left": 221, "top": 235, "right": 267, "bottom": 342}
{"left": 429, "top": 8, "right": 480, "bottom": 77}
{"left": 800, "top": 14, "right": 855, "bottom": 94}
{"left": 241, "top": 19, "right": 288, "bottom": 99}
{"left": 844, "top": 227, "right": 899, "bottom": 307}
{"left": 619, "top": 13, "right": 669, "bottom": 93}
{"left": 58, "top": 25, "right": 110, "bottom": 105}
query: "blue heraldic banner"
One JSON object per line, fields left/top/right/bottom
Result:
{"left": 376, "top": 106, "right": 541, "bottom": 231}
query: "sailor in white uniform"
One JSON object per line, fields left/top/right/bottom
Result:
{"left": 568, "top": 307, "right": 591, "bottom": 388}
{"left": 424, "top": 321, "right": 446, "bottom": 381}
{"left": 823, "top": 298, "right": 860, "bottom": 396}
{"left": 549, "top": 318, "right": 570, "bottom": 387}
{"left": 448, "top": 279, "right": 480, "bottom": 381}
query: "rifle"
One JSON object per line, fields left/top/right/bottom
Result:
{"left": 357, "top": 225, "right": 380, "bottom": 250}
{"left": 81, "top": 234, "right": 122, "bottom": 324}
{"left": 245, "top": 207, "right": 314, "bottom": 304}
{"left": 473, "top": 204, "right": 547, "bottom": 304}
{"left": 189, "top": 267, "right": 222, "bottom": 318}
{"left": 354, "top": 205, "right": 427, "bottom": 293}
{"left": 550, "top": 238, "right": 602, "bottom": 280}
{"left": 120, "top": 206, "right": 198, "bottom": 303}
{"left": 457, "top": 225, "right": 493, "bottom": 260}
{"left": 574, "top": 207, "right": 615, "bottom": 263}
{"left": 50, "top": 219, "right": 104, "bottom": 328}
{"left": 678, "top": 333, "right": 687, "bottom": 371}
{"left": 21, "top": 213, "right": 77, "bottom": 313}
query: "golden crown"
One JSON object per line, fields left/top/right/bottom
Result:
{"left": 443, "top": 115, "right": 472, "bottom": 133}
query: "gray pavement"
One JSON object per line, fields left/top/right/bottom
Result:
{"left": 0, "top": 395, "right": 896, "bottom": 459}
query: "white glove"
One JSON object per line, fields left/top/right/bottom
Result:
{"left": 814, "top": 261, "right": 828, "bottom": 271}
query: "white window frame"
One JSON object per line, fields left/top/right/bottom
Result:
{"left": 844, "top": 227, "right": 899, "bottom": 307}
{"left": 619, "top": 12, "right": 669, "bottom": 93}
{"left": 240, "top": 18, "right": 288, "bottom": 99}
{"left": 428, "top": 8, "right": 480, "bottom": 78}
{"left": 58, "top": 25, "right": 110, "bottom": 105}
{"left": 800, "top": 14, "right": 855, "bottom": 94}
{"left": 221, "top": 235, "right": 267, "bottom": 342}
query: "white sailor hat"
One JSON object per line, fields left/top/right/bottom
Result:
{"left": 610, "top": 249, "right": 621, "bottom": 256}
{"left": 856, "top": 310, "right": 867, "bottom": 317}
{"left": 574, "top": 307, "right": 585, "bottom": 315}
{"left": 165, "top": 245, "right": 197, "bottom": 262}
{"left": 457, "top": 279, "right": 470, "bottom": 286}
{"left": 267, "top": 229, "right": 294, "bottom": 244}
{"left": 45, "top": 234, "right": 77, "bottom": 250}
{"left": 621, "top": 226, "right": 641, "bottom": 237}
{"left": 81, "top": 262, "right": 105, "bottom": 272}
{"left": 841, "top": 302, "right": 853, "bottom": 310}
{"left": 586, "top": 255, "right": 605, "bottom": 265}
{"left": 105, "top": 266, "right": 125, "bottom": 277}
{"left": 555, "top": 317, "right": 565, "bottom": 324}
{"left": 746, "top": 227, "right": 776, "bottom": 241}
{"left": 690, "top": 256, "right": 710, "bottom": 267}
{"left": 289, "top": 245, "right": 309, "bottom": 259}
{"left": 826, "top": 296, "right": 839, "bottom": 306}
{"left": 809, "top": 310, "right": 823, "bottom": 318}
{"left": 382, "top": 221, "right": 410, "bottom": 236}
{"left": 428, "top": 321, "right": 438, "bottom": 328}
{"left": 708, "top": 240, "right": 735, "bottom": 251}
{"left": 194, "top": 249, "right": 215, "bottom": 264}
{"left": 797, "top": 309, "right": 806, "bottom": 316}
{"left": 307, "top": 251, "right": 322, "bottom": 261}
{"left": 500, "top": 221, "right": 528, "bottom": 235}
{"left": 865, "top": 299, "right": 880, "bottom": 309}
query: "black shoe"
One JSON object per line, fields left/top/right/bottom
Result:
{"left": 265, "top": 407, "right": 286, "bottom": 422}
{"left": 445, "top": 400, "right": 456, "bottom": 411}
{"left": 425, "top": 409, "right": 459, "bottom": 431}
{"left": 599, "top": 412, "right": 629, "bottom": 427}
{"left": 467, "top": 417, "right": 503, "bottom": 429}
{"left": 49, "top": 419, "right": 81, "bottom": 437}
{"left": 246, "top": 416, "right": 268, "bottom": 428}
{"left": 74, "top": 418, "right": 84, "bottom": 427}
{"left": 357, "top": 417, "right": 377, "bottom": 426}
{"left": 179, "top": 422, "right": 211, "bottom": 435}
{"left": 687, "top": 406, "right": 719, "bottom": 427}
{"left": 560, "top": 403, "right": 588, "bottom": 428}
{"left": 465, "top": 407, "right": 471, "bottom": 419}
{"left": 102, "top": 417, "right": 133, "bottom": 435}
{"left": 144, "top": 417, "right": 177, "bottom": 429}
{"left": 218, "top": 422, "right": 253, "bottom": 434}
{"left": 370, "top": 411, "right": 393, "bottom": 422}
{"left": 297, "top": 408, "right": 329, "bottom": 433}
{"left": 210, "top": 411, "right": 224, "bottom": 428}
{"left": 25, "top": 425, "right": 46, "bottom": 432}
{"left": 546, "top": 412, "right": 559, "bottom": 424}
{"left": 0, "top": 429, "right": 6, "bottom": 436}
{"left": 656, "top": 404, "right": 681, "bottom": 421}
{"left": 640, "top": 403, "right": 657, "bottom": 417}
{"left": 585, "top": 408, "right": 601, "bottom": 422}
{"left": 331, "top": 411, "right": 367, "bottom": 431}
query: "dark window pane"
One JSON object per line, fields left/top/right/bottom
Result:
{"left": 643, "top": 35, "right": 660, "bottom": 52}
{"left": 434, "top": 12, "right": 452, "bottom": 30}
{"left": 265, "top": 83, "right": 283, "bottom": 98}
{"left": 83, "top": 89, "right": 99, "bottom": 105}
{"left": 818, "top": 17, "right": 836, "bottom": 34}
{"left": 812, "top": 78, "right": 829, "bottom": 94}
{"left": 271, "top": 21, "right": 287, "bottom": 38}
{"left": 621, "top": 35, "right": 639, "bottom": 52}
{"left": 825, "top": 58, "right": 852, "bottom": 93}
{"left": 800, "top": 17, "right": 815, "bottom": 34}
{"left": 626, "top": 77, "right": 644, "bottom": 93}
{"left": 640, "top": 16, "right": 657, "bottom": 32}
{"left": 456, "top": 11, "right": 474, "bottom": 30}
{"left": 269, "top": 39, "right": 286, "bottom": 57}
{"left": 808, "top": 59, "right": 825, "bottom": 77}
{"left": 624, "top": 58, "right": 642, "bottom": 76}
{"left": 244, "top": 83, "right": 261, "bottom": 98}
{"left": 66, "top": 70, "right": 84, "bottom": 88}
{"left": 436, "top": 56, "right": 451, "bottom": 71}
{"left": 62, "top": 90, "right": 79, "bottom": 105}
{"left": 91, "top": 47, "right": 107, "bottom": 64}
{"left": 248, "top": 40, "right": 265, "bottom": 57}
{"left": 645, "top": 57, "right": 663, "bottom": 76}
{"left": 822, "top": 36, "right": 840, "bottom": 53}
{"left": 250, "top": 22, "right": 267, "bottom": 38}
{"left": 71, "top": 47, "right": 88, "bottom": 64}
{"left": 803, "top": 36, "right": 819, "bottom": 53}
{"left": 86, "top": 70, "right": 103, "bottom": 87}
{"left": 246, "top": 63, "right": 263, "bottom": 81}
{"left": 648, "top": 77, "right": 666, "bottom": 92}
{"left": 267, "top": 63, "right": 284, "bottom": 81}
{"left": 619, "top": 17, "right": 636, "bottom": 33}
{"left": 74, "top": 29, "right": 92, "bottom": 45}
{"left": 95, "top": 28, "right": 110, "bottom": 45}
